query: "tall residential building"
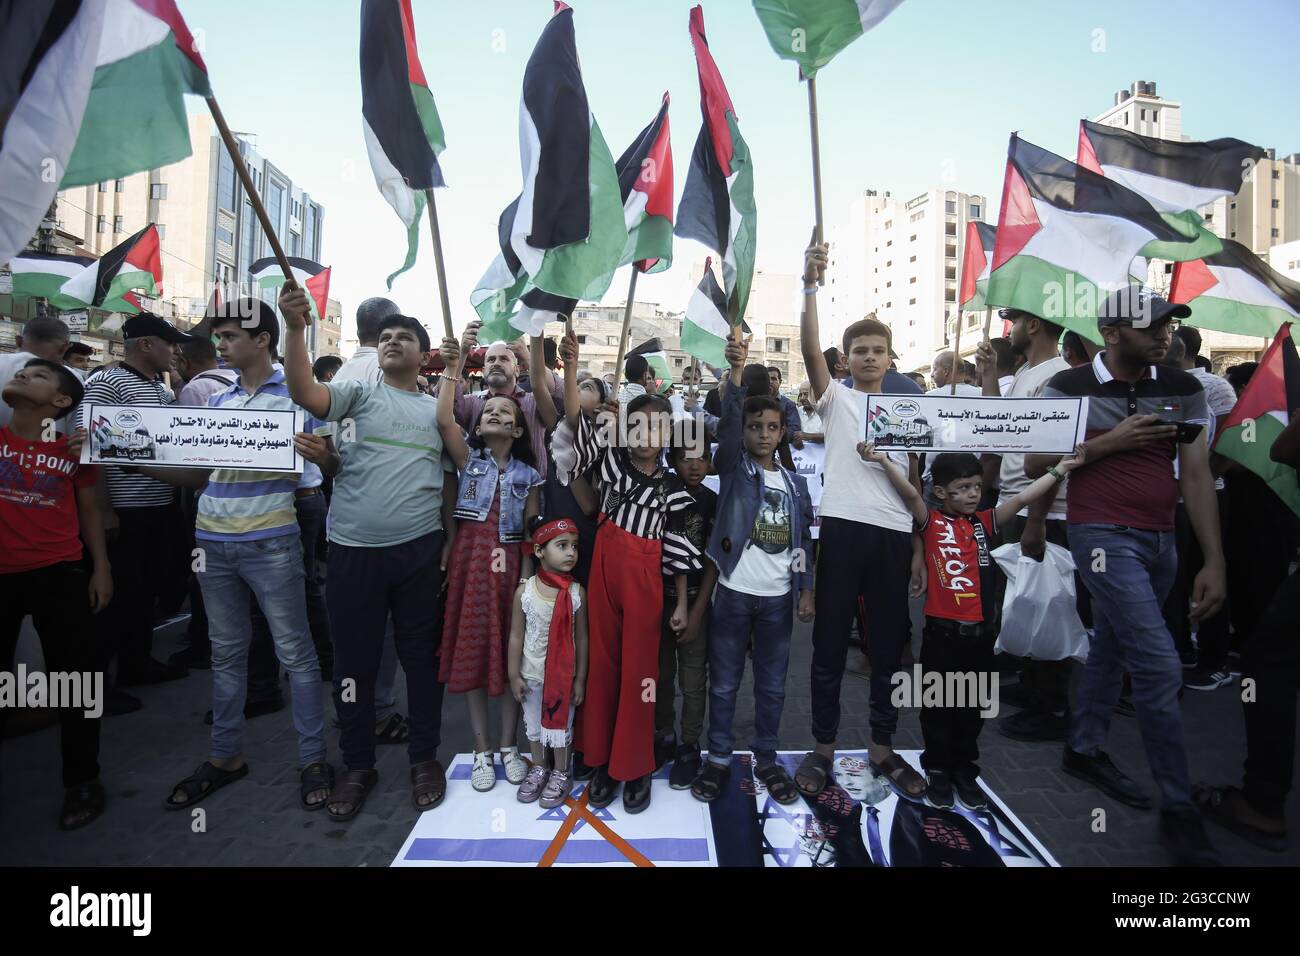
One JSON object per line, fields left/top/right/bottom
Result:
{"left": 541, "top": 300, "right": 690, "bottom": 383}
{"left": 319, "top": 298, "right": 343, "bottom": 357}
{"left": 826, "top": 188, "right": 988, "bottom": 373}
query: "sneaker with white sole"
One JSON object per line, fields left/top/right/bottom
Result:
{"left": 471, "top": 751, "right": 496, "bottom": 792}
{"left": 499, "top": 746, "right": 528, "bottom": 785}
{"left": 517, "top": 764, "right": 548, "bottom": 803}
{"left": 1184, "top": 668, "right": 1233, "bottom": 692}
{"left": 540, "top": 770, "right": 573, "bottom": 809}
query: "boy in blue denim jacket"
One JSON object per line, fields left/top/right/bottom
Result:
{"left": 691, "top": 336, "right": 815, "bottom": 805}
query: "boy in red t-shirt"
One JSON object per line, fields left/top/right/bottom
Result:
{"left": 0, "top": 358, "right": 112, "bottom": 830}
{"left": 858, "top": 441, "right": 1083, "bottom": 810}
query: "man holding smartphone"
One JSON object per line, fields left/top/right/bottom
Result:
{"left": 1026, "top": 287, "right": 1225, "bottom": 866}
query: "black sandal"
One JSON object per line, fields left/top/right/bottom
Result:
{"left": 870, "top": 752, "right": 928, "bottom": 801}
{"left": 795, "top": 751, "right": 833, "bottom": 796}
{"left": 375, "top": 713, "right": 409, "bottom": 745}
{"left": 163, "top": 761, "right": 249, "bottom": 811}
{"left": 690, "top": 761, "right": 728, "bottom": 803}
{"left": 59, "top": 781, "right": 106, "bottom": 830}
{"left": 300, "top": 762, "right": 335, "bottom": 811}
{"left": 411, "top": 759, "right": 447, "bottom": 812}
{"left": 326, "top": 769, "right": 378, "bottom": 821}
{"left": 755, "top": 763, "right": 799, "bottom": 805}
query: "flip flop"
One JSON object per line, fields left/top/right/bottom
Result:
{"left": 164, "top": 761, "right": 249, "bottom": 811}
{"left": 870, "top": 752, "right": 928, "bottom": 802}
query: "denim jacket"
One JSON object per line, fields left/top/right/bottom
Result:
{"left": 453, "top": 450, "right": 542, "bottom": 543}
{"left": 706, "top": 381, "right": 815, "bottom": 595}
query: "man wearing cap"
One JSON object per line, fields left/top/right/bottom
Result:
{"left": 1027, "top": 287, "right": 1226, "bottom": 866}
{"left": 80, "top": 312, "right": 196, "bottom": 709}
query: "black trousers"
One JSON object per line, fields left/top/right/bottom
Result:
{"left": 101, "top": 503, "right": 178, "bottom": 676}
{"left": 812, "top": 516, "right": 912, "bottom": 747}
{"left": 1225, "top": 471, "right": 1300, "bottom": 656}
{"left": 1161, "top": 496, "right": 1231, "bottom": 670}
{"left": 326, "top": 530, "right": 445, "bottom": 771}
{"left": 1241, "top": 567, "right": 1300, "bottom": 817}
{"left": 248, "top": 494, "right": 334, "bottom": 701}
{"left": 0, "top": 562, "right": 101, "bottom": 787}
{"left": 918, "top": 618, "right": 994, "bottom": 777}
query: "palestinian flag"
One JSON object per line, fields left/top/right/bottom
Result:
{"left": 7, "top": 252, "right": 98, "bottom": 311}
{"left": 680, "top": 259, "right": 731, "bottom": 366}
{"left": 59, "top": 224, "right": 162, "bottom": 308}
{"left": 959, "top": 220, "right": 996, "bottom": 312}
{"left": 0, "top": 2, "right": 105, "bottom": 268}
{"left": 752, "top": 0, "right": 904, "bottom": 78}
{"left": 616, "top": 93, "right": 675, "bottom": 274}
{"left": 470, "top": 3, "right": 627, "bottom": 344}
{"left": 629, "top": 338, "right": 673, "bottom": 393}
{"left": 1170, "top": 240, "right": 1300, "bottom": 338}
{"left": 360, "top": 0, "right": 446, "bottom": 288}
{"left": 1214, "top": 323, "right": 1300, "bottom": 517}
{"left": 249, "top": 256, "right": 332, "bottom": 322}
{"left": 985, "top": 135, "right": 1193, "bottom": 344}
{"left": 675, "top": 5, "right": 756, "bottom": 324}
{"left": 63, "top": 0, "right": 211, "bottom": 188}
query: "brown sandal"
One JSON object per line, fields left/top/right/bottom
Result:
{"left": 411, "top": 759, "right": 446, "bottom": 812}
{"left": 870, "top": 752, "right": 928, "bottom": 801}
{"left": 795, "top": 751, "right": 833, "bottom": 797}
{"left": 326, "top": 768, "right": 378, "bottom": 821}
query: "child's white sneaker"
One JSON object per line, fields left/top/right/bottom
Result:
{"left": 471, "top": 751, "right": 496, "bottom": 792}
{"left": 500, "top": 746, "right": 529, "bottom": 785}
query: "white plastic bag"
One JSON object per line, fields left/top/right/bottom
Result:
{"left": 992, "top": 542, "right": 1089, "bottom": 662}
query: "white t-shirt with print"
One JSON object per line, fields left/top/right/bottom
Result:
{"left": 815, "top": 382, "right": 913, "bottom": 533}
{"left": 720, "top": 467, "right": 794, "bottom": 597}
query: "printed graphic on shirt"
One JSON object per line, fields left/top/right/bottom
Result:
{"left": 752, "top": 484, "right": 791, "bottom": 554}
{"left": 922, "top": 509, "right": 994, "bottom": 622}
{"left": 0, "top": 440, "right": 80, "bottom": 508}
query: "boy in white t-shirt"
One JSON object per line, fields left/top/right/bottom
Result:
{"left": 796, "top": 238, "right": 928, "bottom": 802}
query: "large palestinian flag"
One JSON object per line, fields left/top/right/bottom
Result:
{"left": 1213, "top": 323, "right": 1300, "bottom": 518}
{"left": 1170, "top": 240, "right": 1300, "bottom": 338}
{"left": 680, "top": 260, "right": 731, "bottom": 366}
{"left": 984, "top": 135, "right": 1194, "bottom": 344}
{"left": 752, "top": 0, "right": 905, "bottom": 77}
{"left": 59, "top": 224, "right": 162, "bottom": 309}
{"left": 0, "top": 2, "right": 105, "bottom": 269}
{"left": 360, "top": 0, "right": 446, "bottom": 288}
{"left": 7, "top": 252, "right": 98, "bottom": 311}
{"left": 675, "top": 5, "right": 756, "bottom": 324}
{"left": 249, "top": 256, "right": 333, "bottom": 323}
{"left": 471, "top": 3, "right": 627, "bottom": 344}
{"left": 617, "top": 93, "right": 675, "bottom": 274}
{"left": 958, "top": 220, "right": 996, "bottom": 313}
{"left": 63, "top": 0, "right": 211, "bottom": 188}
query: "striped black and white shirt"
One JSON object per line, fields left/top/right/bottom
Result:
{"left": 80, "top": 364, "right": 177, "bottom": 510}
{"left": 564, "top": 413, "right": 700, "bottom": 577}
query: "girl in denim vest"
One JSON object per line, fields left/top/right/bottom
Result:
{"left": 437, "top": 341, "right": 543, "bottom": 792}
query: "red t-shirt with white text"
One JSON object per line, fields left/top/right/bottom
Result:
{"left": 0, "top": 427, "right": 97, "bottom": 574}
{"left": 920, "top": 508, "right": 998, "bottom": 624}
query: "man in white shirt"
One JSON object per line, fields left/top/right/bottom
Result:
{"left": 334, "top": 297, "right": 400, "bottom": 384}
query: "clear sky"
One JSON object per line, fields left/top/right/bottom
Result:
{"left": 182, "top": 0, "right": 1300, "bottom": 347}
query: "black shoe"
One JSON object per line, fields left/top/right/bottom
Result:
{"left": 118, "top": 657, "right": 188, "bottom": 687}
{"left": 571, "top": 752, "right": 595, "bottom": 781}
{"left": 952, "top": 772, "right": 989, "bottom": 811}
{"left": 654, "top": 734, "right": 676, "bottom": 772}
{"left": 1179, "top": 647, "right": 1198, "bottom": 671}
{"left": 998, "top": 708, "right": 1068, "bottom": 742}
{"left": 622, "top": 774, "right": 652, "bottom": 814}
{"left": 105, "top": 689, "right": 142, "bottom": 716}
{"left": 1160, "top": 809, "right": 1222, "bottom": 866}
{"left": 669, "top": 744, "right": 702, "bottom": 790}
{"left": 169, "top": 647, "right": 211, "bottom": 670}
{"left": 925, "top": 770, "right": 954, "bottom": 809}
{"left": 1062, "top": 747, "right": 1152, "bottom": 809}
{"left": 586, "top": 766, "right": 618, "bottom": 808}
{"left": 1114, "top": 695, "right": 1137, "bottom": 718}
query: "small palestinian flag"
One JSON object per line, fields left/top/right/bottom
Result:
{"left": 752, "top": 0, "right": 904, "bottom": 78}
{"left": 1170, "top": 240, "right": 1300, "bottom": 338}
{"left": 0, "top": 3, "right": 104, "bottom": 268}
{"left": 60, "top": 224, "right": 162, "bottom": 308}
{"left": 63, "top": 0, "right": 211, "bottom": 188}
{"left": 629, "top": 338, "right": 673, "bottom": 393}
{"left": 1213, "top": 323, "right": 1300, "bottom": 517}
{"left": 675, "top": 5, "right": 756, "bottom": 324}
{"left": 616, "top": 93, "right": 675, "bottom": 275}
{"left": 249, "top": 256, "right": 332, "bottom": 322}
{"left": 985, "top": 134, "right": 1192, "bottom": 344}
{"left": 680, "top": 259, "right": 730, "bottom": 367}
{"left": 959, "top": 220, "right": 996, "bottom": 312}
{"left": 8, "top": 252, "right": 98, "bottom": 311}
{"left": 471, "top": 3, "right": 627, "bottom": 344}
{"left": 360, "top": 0, "right": 446, "bottom": 288}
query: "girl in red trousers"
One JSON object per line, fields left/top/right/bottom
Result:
{"left": 553, "top": 332, "right": 699, "bottom": 814}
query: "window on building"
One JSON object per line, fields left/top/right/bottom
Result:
{"left": 674, "top": 357, "right": 684, "bottom": 367}
{"left": 239, "top": 201, "right": 255, "bottom": 271}
{"left": 944, "top": 289, "right": 956, "bottom": 302}
{"left": 909, "top": 298, "right": 916, "bottom": 306}
{"left": 1123, "top": 111, "right": 1128, "bottom": 124}
{"left": 1272, "top": 199, "right": 1280, "bottom": 208}
{"left": 1272, "top": 169, "right": 1280, "bottom": 179}
{"left": 1153, "top": 110, "right": 1159, "bottom": 122}
{"left": 150, "top": 183, "right": 167, "bottom": 200}
{"left": 1231, "top": 231, "right": 1237, "bottom": 238}
{"left": 884, "top": 219, "right": 892, "bottom": 228}
{"left": 886, "top": 260, "right": 892, "bottom": 267}
{"left": 945, "top": 222, "right": 956, "bottom": 236}
{"left": 607, "top": 336, "right": 618, "bottom": 346}
{"left": 945, "top": 244, "right": 956, "bottom": 258}
{"left": 113, "top": 215, "right": 123, "bottom": 233}
{"left": 98, "top": 182, "right": 108, "bottom": 193}
{"left": 114, "top": 179, "right": 124, "bottom": 193}
{"left": 155, "top": 224, "right": 166, "bottom": 240}
{"left": 217, "top": 149, "right": 236, "bottom": 214}
{"left": 1273, "top": 228, "right": 1280, "bottom": 238}
{"left": 910, "top": 276, "right": 918, "bottom": 284}
{"left": 909, "top": 255, "right": 917, "bottom": 263}
{"left": 886, "top": 281, "right": 892, "bottom": 288}
{"left": 267, "top": 180, "right": 285, "bottom": 236}
{"left": 97, "top": 215, "right": 107, "bottom": 233}
{"left": 969, "top": 203, "right": 981, "bottom": 219}
{"left": 944, "top": 200, "right": 956, "bottom": 214}
{"left": 577, "top": 335, "right": 587, "bottom": 344}
{"left": 909, "top": 234, "right": 917, "bottom": 242}
{"left": 288, "top": 232, "right": 300, "bottom": 256}
{"left": 885, "top": 301, "right": 891, "bottom": 308}
{"left": 1140, "top": 109, "right": 1146, "bottom": 121}
{"left": 886, "top": 240, "right": 892, "bottom": 247}
{"left": 769, "top": 339, "right": 786, "bottom": 353}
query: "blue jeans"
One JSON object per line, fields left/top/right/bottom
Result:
{"left": 707, "top": 584, "right": 793, "bottom": 767}
{"left": 199, "top": 535, "right": 327, "bottom": 765}
{"left": 1068, "top": 523, "right": 1189, "bottom": 812}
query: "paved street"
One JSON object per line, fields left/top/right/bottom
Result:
{"left": 1, "top": 614, "right": 1296, "bottom": 867}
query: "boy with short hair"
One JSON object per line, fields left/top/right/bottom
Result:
{"left": 0, "top": 359, "right": 111, "bottom": 829}
{"left": 691, "top": 336, "right": 815, "bottom": 804}
{"left": 859, "top": 443, "right": 1083, "bottom": 808}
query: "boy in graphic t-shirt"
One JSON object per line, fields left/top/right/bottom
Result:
{"left": 860, "top": 444, "right": 1083, "bottom": 810}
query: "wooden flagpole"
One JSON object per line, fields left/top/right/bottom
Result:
{"left": 982, "top": 306, "right": 993, "bottom": 341}
{"left": 424, "top": 188, "right": 455, "bottom": 339}
{"left": 950, "top": 308, "right": 963, "bottom": 395}
{"left": 807, "top": 74, "right": 826, "bottom": 285}
{"left": 609, "top": 267, "right": 639, "bottom": 398}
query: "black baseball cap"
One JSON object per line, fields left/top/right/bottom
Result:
{"left": 1097, "top": 287, "right": 1190, "bottom": 329}
{"left": 122, "top": 311, "right": 197, "bottom": 344}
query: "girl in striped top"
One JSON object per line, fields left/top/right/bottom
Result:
{"left": 553, "top": 332, "right": 699, "bottom": 814}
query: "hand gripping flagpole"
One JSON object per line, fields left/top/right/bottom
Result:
{"left": 425, "top": 189, "right": 456, "bottom": 339}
